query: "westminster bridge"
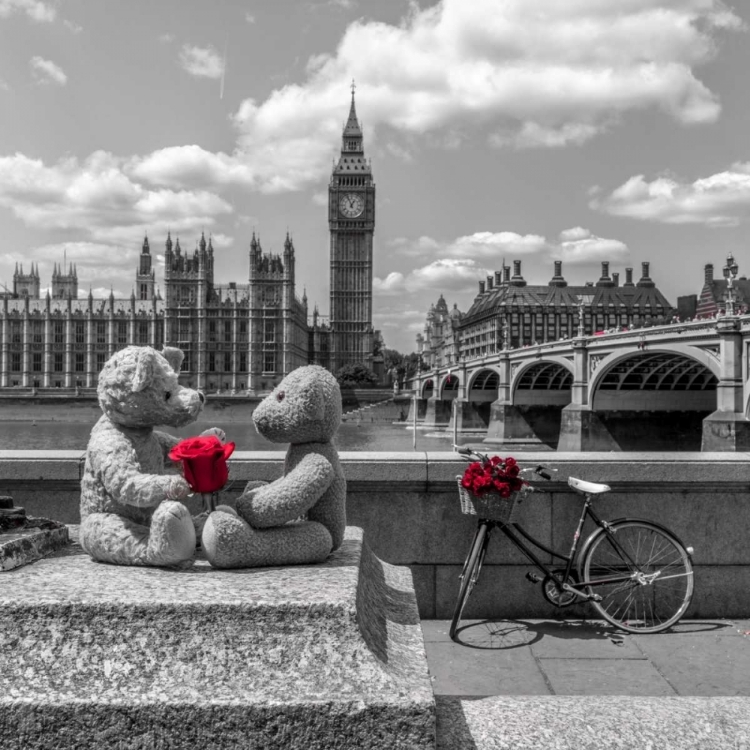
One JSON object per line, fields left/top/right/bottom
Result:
{"left": 406, "top": 315, "right": 750, "bottom": 452}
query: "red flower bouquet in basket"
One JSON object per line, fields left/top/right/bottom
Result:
{"left": 169, "top": 435, "right": 235, "bottom": 512}
{"left": 458, "top": 455, "right": 528, "bottom": 522}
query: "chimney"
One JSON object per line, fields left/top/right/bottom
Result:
{"left": 596, "top": 261, "right": 614, "bottom": 287}
{"left": 503, "top": 265, "right": 511, "bottom": 283}
{"left": 624, "top": 267, "right": 634, "bottom": 287}
{"left": 549, "top": 260, "right": 567, "bottom": 287}
{"left": 510, "top": 260, "right": 526, "bottom": 286}
{"left": 494, "top": 270, "right": 502, "bottom": 286}
{"left": 486, "top": 275, "right": 493, "bottom": 290}
{"left": 612, "top": 272, "right": 619, "bottom": 287}
{"left": 478, "top": 280, "right": 485, "bottom": 294}
{"left": 705, "top": 264, "right": 714, "bottom": 284}
{"left": 637, "top": 261, "right": 655, "bottom": 288}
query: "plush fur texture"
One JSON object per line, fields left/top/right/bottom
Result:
{"left": 203, "top": 365, "right": 346, "bottom": 569}
{"left": 80, "top": 345, "right": 217, "bottom": 568}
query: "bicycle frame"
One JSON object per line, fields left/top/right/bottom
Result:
{"left": 486, "top": 490, "right": 644, "bottom": 601}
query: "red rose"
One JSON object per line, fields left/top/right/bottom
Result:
{"left": 169, "top": 436, "right": 235, "bottom": 494}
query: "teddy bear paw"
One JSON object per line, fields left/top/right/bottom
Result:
{"left": 148, "top": 500, "right": 196, "bottom": 567}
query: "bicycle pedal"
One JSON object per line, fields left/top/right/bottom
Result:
{"left": 525, "top": 572, "right": 542, "bottom": 584}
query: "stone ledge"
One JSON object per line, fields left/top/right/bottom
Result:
{"left": 0, "top": 527, "right": 435, "bottom": 749}
{"left": 437, "top": 696, "right": 750, "bottom": 750}
{"left": 0, "top": 521, "right": 69, "bottom": 571}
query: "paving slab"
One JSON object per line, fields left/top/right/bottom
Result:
{"left": 539, "top": 658, "right": 676, "bottom": 696}
{"left": 634, "top": 634, "right": 750, "bottom": 696}
{"left": 423, "top": 640, "right": 550, "bottom": 696}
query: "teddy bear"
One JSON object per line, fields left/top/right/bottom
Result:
{"left": 79, "top": 345, "right": 223, "bottom": 568}
{"left": 202, "top": 364, "right": 346, "bottom": 568}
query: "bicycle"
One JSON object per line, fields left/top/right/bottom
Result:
{"left": 450, "top": 447, "right": 695, "bottom": 641}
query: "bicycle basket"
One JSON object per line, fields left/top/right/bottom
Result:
{"left": 456, "top": 477, "right": 526, "bottom": 523}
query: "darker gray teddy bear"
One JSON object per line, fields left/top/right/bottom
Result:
{"left": 202, "top": 365, "right": 346, "bottom": 568}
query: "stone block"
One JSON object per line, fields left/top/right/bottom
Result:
{"left": 0, "top": 527, "right": 435, "bottom": 750}
{"left": 0, "top": 521, "right": 69, "bottom": 571}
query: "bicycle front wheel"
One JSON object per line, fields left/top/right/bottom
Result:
{"left": 579, "top": 520, "right": 693, "bottom": 634}
{"left": 449, "top": 521, "right": 490, "bottom": 641}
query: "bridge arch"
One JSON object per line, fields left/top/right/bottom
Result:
{"left": 440, "top": 374, "right": 459, "bottom": 399}
{"left": 467, "top": 368, "right": 500, "bottom": 404}
{"left": 510, "top": 358, "right": 574, "bottom": 407}
{"left": 590, "top": 348, "right": 719, "bottom": 412}
{"left": 420, "top": 379, "right": 434, "bottom": 398}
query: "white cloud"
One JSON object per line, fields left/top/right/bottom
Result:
{"left": 129, "top": 145, "right": 254, "bottom": 190}
{"left": 0, "top": 151, "right": 233, "bottom": 244}
{"left": 311, "top": 190, "right": 328, "bottom": 206}
{"left": 554, "top": 228, "right": 629, "bottom": 264}
{"left": 159, "top": 33, "right": 175, "bottom": 44}
{"left": 63, "top": 19, "right": 82, "bottom": 33}
{"left": 245, "top": 12, "right": 255, "bottom": 23}
{"left": 448, "top": 231, "right": 548, "bottom": 258}
{"left": 375, "top": 259, "right": 490, "bottom": 295}
{"left": 30, "top": 56, "right": 67, "bottom": 86}
{"left": 179, "top": 44, "right": 224, "bottom": 79}
{"left": 0, "top": 0, "right": 55, "bottom": 22}
{"left": 229, "top": 0, "right": 740, "bottom": 192}
{"left": 591, "top": 164, "right": 750, "bottom": 226}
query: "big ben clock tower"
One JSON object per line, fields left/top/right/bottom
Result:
{"left": 329, "top": 82, "right": 375, "bottom": 373}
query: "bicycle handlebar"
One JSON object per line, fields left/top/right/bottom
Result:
{"left": 454, "top": 445, "right": 558, "bottom": 482}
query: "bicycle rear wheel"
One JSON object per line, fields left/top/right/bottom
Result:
{"left": 449, "top": 521, "right": 491, "bottom": 641}
{"left": 579, "top": 520, "right": 693, "bottom": 634}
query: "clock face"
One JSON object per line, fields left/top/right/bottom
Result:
{"left": 339, "top": 192, "right": 364, "bottom": 218}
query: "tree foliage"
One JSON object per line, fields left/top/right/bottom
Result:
{"left": 335, "top": 363, "right": 379, "bottom": 387}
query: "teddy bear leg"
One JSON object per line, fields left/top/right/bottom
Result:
{"left": 80, "top": 512, "right": 152, "bottom": 566}
{"left": 203, "top": 510, "right": 332, "bottom": 569}
{"left": 146, "top": 501, "right": 197, "bottom": 568}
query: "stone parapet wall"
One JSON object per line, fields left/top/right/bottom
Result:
{"left": 2, "top": 450, "right": 748, "bottom": 619}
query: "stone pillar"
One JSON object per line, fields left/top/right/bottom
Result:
{"left": 702, "top": 318, "right": 750, "bottom": 451}
{"left": 557, "top": 338, "right": 618, "bottom": 451}
{"left": 21, "top": 305, "right": 29, "bottom": 388}
{"left": 405, "top": 396, "right": 427, "bottom": 424}
{"left": 0, "top": 302, "right": 8, "bottom": 388}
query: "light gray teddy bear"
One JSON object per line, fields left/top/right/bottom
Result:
{"left": 80, "top": 345, "right": 222, "bottom": 568}
{"left": 202, "top": 364, "right": 346, "bottom": 568}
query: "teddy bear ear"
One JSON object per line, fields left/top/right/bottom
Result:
{"left": 161, "top": 347, "right": 184, "bottom": 373}
{"left": 131, "top": 347, "right": 157, "bottom": 393}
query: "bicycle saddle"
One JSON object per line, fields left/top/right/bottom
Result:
{"left": 568, "top": 477, "right": 611, "bottom": 494}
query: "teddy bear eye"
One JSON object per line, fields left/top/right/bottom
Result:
{"left": 165, "top": 391, "right": 172, "bottom": 401}
{"left": 276, "top": 390, "right": 285, "bottom": 402}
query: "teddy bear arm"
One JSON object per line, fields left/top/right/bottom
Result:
{"left": 237, "top": 453, "right": 335, "bottom": 528}
{"left": 153, "top": 430, "right": 180, "bottom": 457}
{"left": 95, "top": 448, "right": 185, "bottom": 508}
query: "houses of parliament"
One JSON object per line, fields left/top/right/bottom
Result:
{"left": 0, "top": 92, "right": 377, "bottom": 393}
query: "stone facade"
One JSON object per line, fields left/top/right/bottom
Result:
{"left": 418, "top": 260, "right": 674, "bottom": 361}
{"left": 0, "top": 94, "right": 378, "bottom": 392}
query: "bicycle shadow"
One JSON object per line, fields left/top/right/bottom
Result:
{"left": 450, "top": 617, "right": 733, "bottom": 650}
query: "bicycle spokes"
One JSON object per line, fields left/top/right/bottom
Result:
{"left": 581, "top": 521, "right": 693, "bottom": 633}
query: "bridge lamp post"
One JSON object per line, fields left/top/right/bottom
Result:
{"left": 723, "top": 253, "right": 739, "bottom": 317}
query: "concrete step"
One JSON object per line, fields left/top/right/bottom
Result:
{"left": 0, "top": 527, "right": 435, "bottom": 749}
{"left": 437, "top": 696, "right": 750, "bottom": 749}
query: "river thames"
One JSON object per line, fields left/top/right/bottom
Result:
{"left": 0, "top": 419, "right": 462, "bottom": 452}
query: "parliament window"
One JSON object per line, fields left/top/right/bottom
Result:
{"left": 224, "top": 352, "right": 231, "bottom": 371}
{"left": 54, "top": 353, "right": 63, "bottom": 372}
{"left": 208, "top": 352, "right": 215, "bottom": 372}
{"left": 75, "top": 353, "right": 85, "bottom": 372}
{"left": 137, "top": 322, "right": 149, "bottom": 345}
{"left": 96, "top": 322, "right": 106, "bottom": 343}
{"left": 224, "top": 320, "right": 232, "bottom": 343}
{"left": 75, "top": 322, "right": 85, "bottom": 344}
{"left": 53, "top": 322, "right": 64, "bottom": 344}
{"left": 117, "top": 322, "right": 127, "bottom": 345}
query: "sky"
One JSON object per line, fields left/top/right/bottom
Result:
{"left": 0, "top": 0, "right": 749, "bottom": 354}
